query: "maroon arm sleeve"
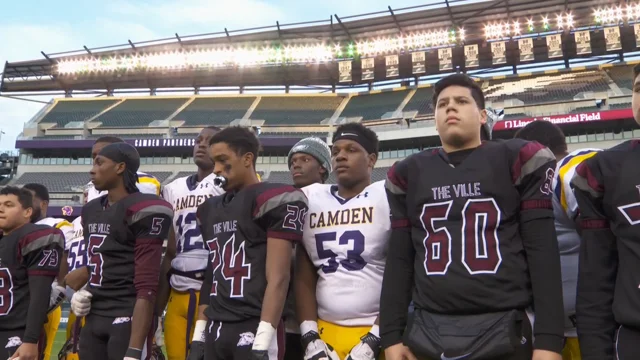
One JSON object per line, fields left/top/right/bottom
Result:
{"left": 127, "top": 200, "right": 173, "bottom": 302}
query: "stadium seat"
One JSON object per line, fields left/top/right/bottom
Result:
{"left": 41, "top": 100, "right": 120, "bottom": 128}
{"left": 605, "top": 65, "right": 634, "bottom": 91}
{"left": 95, "top": 98, "right": 188, "bottom": 127}
{"left": 146, "top": 172, "right": 173, "bottom": 184}
{"left": 13, "top": 172, "right": 88, "bottom": 193}
{"left": 174, "top": 97, "right": 256, "bottom": 126}
{"left": 484, "top": 71, "right": 611, "bottom": 104}
{"left": 340, "top": 91, "right": 409, "bottom": 120}
{"left": 609, "top": 102, "right": 631, "bottom": 109}
{"left": 251, "top": 96, "right": 344, "bottom": 125}
{"left": 404, "top": 87, "right": 436, "bottom": 116}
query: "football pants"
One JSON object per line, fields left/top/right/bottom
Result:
{"left": 317, "top": 319, "right": 377, "bottom": 360}
{"left": 43, "top": 306, "right": 62, "bottom": 360}
{"left": 164, "top": 288, "right": 200, "bottom": 360}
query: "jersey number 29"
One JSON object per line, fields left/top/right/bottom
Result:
{"left": 422, "top": 198, "right": 502, "bottom": 275}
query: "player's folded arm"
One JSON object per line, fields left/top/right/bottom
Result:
{"left": 380, "top": 161, "right": 416, "bottom": 349}
{"left": 511, "top": 141, "right": 564, "bottom": 354}
{"left": 570, "top": 157, "right": 619, "bottom": 359}
{"left": 127, "top": 201, "right": 174, "bottom": 302}
{"left": 21, "top": 228, "right": 65, "bottom": 343}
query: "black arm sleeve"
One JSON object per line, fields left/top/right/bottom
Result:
{"left": 571, "top": 155, "right": 618, "bottom": 360}
{"left": 380, "top": 227, "right": 415, "bottom": 349}
{"left": 520, "top": 216, "right": 564, "bottom": 353}
{"left": 199, "top": 260, "right": 213, "bottom": 306}
{"left": 380, "top": 161, "right": 415, "bottom": 349}
{"left": 24, "top": 275, "right": 55, "bottom": 343}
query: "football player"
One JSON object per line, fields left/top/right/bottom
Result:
{"left": 380, "top": 74, "right": 564, "bottom": 360}
{"left": 515, "top": 121, "right": 600, "bottom": 360}
{"left": 296, "top": 123, "right": 390, "bottom": 360}
{"left": 85, "top": 136, "right": 161, "bottom": 201}
{"left": 285, "top": 137, "right": 332, "bottom": 360}
{"left": 21, "top": 183, "right": 75, "bottom": 360}
{"left": 188, "top": 126, "right": 308, "bottom": 360}
{"left": 156, "top": 126, "right": 224, "bottom": 360}
{"left": 570, "top": 64, "right": 640, "bottom": 359}
{"left": 69, "top": 142, "right": 173, "bottom": 360}
{"left": 0, "top": 186, "right": 64, "bottom": 360}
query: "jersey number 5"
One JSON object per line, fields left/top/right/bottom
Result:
{"left": 0, "top": 268, "right": 14, "bottom": 315}
{"left": 88, "top": 235, "right": 107, "bottom": 286}
{"left": 206, "top": 234, "right": 250, "bottom": 298}
{"left": 422, "top": 198, "right": 502, "bottom": 276}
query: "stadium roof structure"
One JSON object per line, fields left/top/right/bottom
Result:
{"left": 0, "top": 0, "right": 627, "bottom": 94}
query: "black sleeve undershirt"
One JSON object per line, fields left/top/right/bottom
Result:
{"left": 520, "top": 214, "right": 565, "bottom": 354}
{"left": 199, "top": 260, "right": 213, "bottom": 306}
{"left": 379, "top": 227, "right": 415, "bottom": 349}
{"left": 24, "top": 275, "right": 55, "bottom": 343}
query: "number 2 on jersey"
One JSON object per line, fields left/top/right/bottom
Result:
{"left": 206, "top": 234, "right": 250, "bottom": 298}
{"left": 422, "top": 198, "right": 502, "bottom": 275}
{"left": 176, "top": 212, "right": 203, "bottom": 253}
{"left": 315, "top": 230, "right": 367, "bottom": 274}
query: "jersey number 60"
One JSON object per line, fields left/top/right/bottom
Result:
{"left": 421, "top": 198, "right": 502, "bottom": 276}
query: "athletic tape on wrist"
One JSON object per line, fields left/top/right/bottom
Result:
{"left": 252, "top": 321, "right": 276, "bottom": 351}
{"left": 192, "top": 320, "right": 207, "bottom": 342}
{"left": 299, "top": 320, "right": 319, "bottom": 335}
{"left": 124, "top": 347, "right": 142, "bottom": 359}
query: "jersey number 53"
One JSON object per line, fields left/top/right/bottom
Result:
{"left": 315, "top": 230, "right": 367, "bottom": 274}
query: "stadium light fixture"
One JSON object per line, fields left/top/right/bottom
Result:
{"left": 527, "top": 18, "right": 535, "bottom": 32}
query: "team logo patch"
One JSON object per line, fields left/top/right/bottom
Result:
{"left": 112, "top": 317, "right": 131, "bottom": 325}
{"left": 539, "top": 167, "right": 554, "bottom": 195}
{"left": 5, "top": 336, "right": 21, "bottom": 348}
{"left": 62, "top": 206, "right": 74, "bottom": 216}
{"left": 237, "top": 332, "right": 255, "bottom": 347}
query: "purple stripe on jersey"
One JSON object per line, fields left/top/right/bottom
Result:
{"left": 511, "top": 141, "right": 554, "bottom": 185}
{"left": 18, "top": 227, "right": 65, "bottom": 259}
{"left": 574, "top": 161, "right": 604, "bottom": 196}
{"left": 254, "top": 186, "right": 307, "bottom": 219}
{"left": 386, "top": 163, "right": 408, "bottom": 193}
{"left": 267, "top": 230, "right": 301, "bottom": 242}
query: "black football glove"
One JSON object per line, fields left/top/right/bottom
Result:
{"left": 301, "top": 331, "right": 340, "bottom": 360}
{"left": 345, "top": 332, "right": 381, "bottom": 360}
{"left": 188, "top": 340, "right": 205, "bottom": 360}
{"left": 249, "top": 349, "right": 269, "bottom": 360}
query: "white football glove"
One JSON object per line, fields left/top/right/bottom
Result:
{"left": 70, "top": 289, "right": 92, "bottom": 317}
{"left": 300, "top": 321, "right": 340, "bottom": 360}
{"left": 154, "top": 316, "right": 164, "bottom": 347}
{"left": 48, "top": 281, "right": 66, "bottom": 313}
{"left": 345, "top": 328, "right": 381, "bottom": 360}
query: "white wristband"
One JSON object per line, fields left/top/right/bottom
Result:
{"left": 192, "top": 320, "right": 207, "bottom": 342}
{"left": 369, "top": 324, "right": 380, "bottom": 338}
{"left": 299, "top": 320, "right": 319, "bottom": 335}
{"left": 252, "top": 321, "right": 276, "bottom": 351}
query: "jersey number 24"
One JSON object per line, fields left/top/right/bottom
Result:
{"left": 206, "top": 234, "right": 250, "bottom": 298}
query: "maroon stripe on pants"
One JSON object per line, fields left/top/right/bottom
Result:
{"left": 277, "top": 320, "right": 285, "bottom": 360}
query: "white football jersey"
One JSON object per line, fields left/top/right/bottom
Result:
{"left": 65, "top": 217, "right": 87, "bottom": 272}
{"left": 85, "top": 171, "right": 161, "bottom": 202}
{"left": 36, "top": 216, "right": 75, "bottom": 268}
{"left": 301, "top": 181, "right": 391, "bottom": 326}
{"left": 162, "top": 173, "right": 224, "bottom": 291}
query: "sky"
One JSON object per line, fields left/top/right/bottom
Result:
{"left": 0, "top": 0, "right": 443, "bottom": 151}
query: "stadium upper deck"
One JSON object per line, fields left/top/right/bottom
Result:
{"left": 5, "top": 0, "right": 640, "bottom": 216}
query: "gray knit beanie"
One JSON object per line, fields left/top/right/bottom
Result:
{"left": 288, "top": 137, "right": 332, "bottom": 181}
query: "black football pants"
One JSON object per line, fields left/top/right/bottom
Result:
{"left": 283, "top": 333, "right": 302, "bottom": 360}
{"left": 204, "top": 317, "right": 285, "bottom": 360}
{"left": 0, "top": 329, "right": 46, "bottom": 360}
{"left": 79, "top": 313, "right": 155, "bottom": 360}
{"left": 615, "top": 325, "right": 640, "bottom": 359}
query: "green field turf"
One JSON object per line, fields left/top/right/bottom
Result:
{"left": 49, "top": 329, "right": 167, "bottom": 360}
